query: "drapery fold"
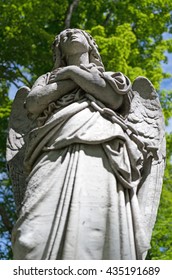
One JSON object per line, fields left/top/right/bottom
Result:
{"left": 12, "top": 71, "right": 150, "bottom": 260}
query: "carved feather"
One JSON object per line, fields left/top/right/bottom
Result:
{"left": 126, "top": 76, "right": 166, "bottom": 241}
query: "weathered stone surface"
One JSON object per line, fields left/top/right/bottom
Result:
{"left": 7, "top": 29, "right": 166, "bottom": 260}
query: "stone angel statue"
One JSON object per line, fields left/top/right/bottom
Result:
{"left": 6, "top": 28, "right": 166, "bottom": 260}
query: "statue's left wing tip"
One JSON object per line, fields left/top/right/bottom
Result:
{"left": 132, "top": 76, "right": 157, "bottom": 99}
{"left": 6, "top": 86, "right": 31, "bottom": 212}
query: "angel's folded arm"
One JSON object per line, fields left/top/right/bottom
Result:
{"left": 56, "top": 66, "right": 124, "bottom": 110}
{"left": 25, "top": 79, "right": 76, "bottom": 116}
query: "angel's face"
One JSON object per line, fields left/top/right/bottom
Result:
{"left": 59, "top": 29, "right": 90, "bottom": 57}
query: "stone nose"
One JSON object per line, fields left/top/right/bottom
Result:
{"left": 66, "top": 30, "right": 75, "bottom": 36}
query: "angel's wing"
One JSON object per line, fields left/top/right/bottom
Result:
{"left": 126, "top": 76, "right": 166, "bottom": 242}
{"left": 6, "top": 86, "right": 32, "bottom": 214}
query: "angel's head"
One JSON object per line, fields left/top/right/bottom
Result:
{"left": 52, "top": 28, "right": 104, "bottom": 70}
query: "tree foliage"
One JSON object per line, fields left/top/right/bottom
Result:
{"left": 0, "top": 0, "right": 172, "bottom": 259}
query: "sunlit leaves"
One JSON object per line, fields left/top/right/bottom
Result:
{"left": 148, "top": 185, "right": 172, "bottom": 260}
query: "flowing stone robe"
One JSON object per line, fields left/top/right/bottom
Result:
{"left": 12, "top": 70, "right": 150, "bottom": 260}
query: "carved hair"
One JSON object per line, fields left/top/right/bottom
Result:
{"left": 52, "top": 28, "right": 104, "bottom": 71}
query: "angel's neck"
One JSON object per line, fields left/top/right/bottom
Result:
{"left": 66, "top": 52, "right": 89, "bottom": 66}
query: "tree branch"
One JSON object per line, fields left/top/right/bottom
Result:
{"left": 11, "top": 81, "right": 20, "bottom": 89}
{"left": 103, "top": 1, "right": 120, "bottom": 26}
{"left": 0, "top": 205, "right": 13, "bottom": 234}
{"left": 103, "top": 11, "right": 112, "bottom": 26}
{"left": 65, "top": 0, "right": 80, "bottom": 28}
{"left": 12, "top": 63, "right": 32, "bottom": 87}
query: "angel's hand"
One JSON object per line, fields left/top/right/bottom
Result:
{"left": 48, "top": 66, "right": 79, "bottom": 84}
{"left": 48, "top": 68, "right": 62, "bottom": 84}
{"left": 80, "top": 63, "right": 98, "bottom": 72}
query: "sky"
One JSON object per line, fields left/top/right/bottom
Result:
{"left": 161, "top": 49, "right": 172, "bottom": 133}
{"left": 161, "top": 33, "right": 172, "bottom": 133}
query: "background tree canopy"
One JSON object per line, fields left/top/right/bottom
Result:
{"left": 0, "top": 0, "right": 172, "bottom": 259}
